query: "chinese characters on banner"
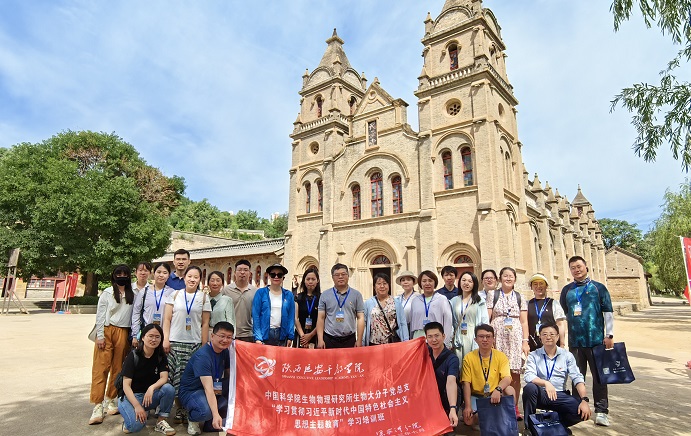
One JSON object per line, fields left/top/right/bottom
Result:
{"left": 224, "top": 338, "right": 452, "bottom": 436}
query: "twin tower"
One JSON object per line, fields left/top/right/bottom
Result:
{"left": 284, "top": 0, "right": 606, "bottom": 296}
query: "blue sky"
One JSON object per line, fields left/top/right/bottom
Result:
{"left": 0, "top": 0, "right": 686, "bottom": 231}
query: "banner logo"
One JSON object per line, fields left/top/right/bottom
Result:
{"left": 254, "top": 356, "right": 276, "bottom": 378}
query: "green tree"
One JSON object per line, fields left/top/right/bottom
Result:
{"left": 169, "top": 198, "right": 234, "bottom": 234}
{"left": 0, "top": 131, "right": 184, "bottom": 294}
{"left": 264, "top": 213, "right": 288, "bottom": 238}
{"left": 598, "top": 218, "right": 646, "bottom": 254}
{"left": 610, "top": 0, "right": 691, "bottom": 169}
{"left": 646, "top": 180, "right": 691, "bottom": 295}
{"left": 235, "top": 209, "right": 262, "bottom": 230}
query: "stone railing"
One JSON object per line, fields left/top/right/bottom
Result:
{"left": 427, "top": 65, "right": 475, "bottom": 88}
{"left": 487, "top": 63, "right": 513, "bottom": 94}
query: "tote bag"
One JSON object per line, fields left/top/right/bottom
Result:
{"left": 592, "top": 342, "right": 635, "bottom": 384}
{"left": 528, "top": 411, "right": 569, "bottom": 436}
{"left": 476, "top": 395, "right": 519, "bottom": 436}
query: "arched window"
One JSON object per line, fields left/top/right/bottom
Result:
{"left": 454, "top": 255, "right": 473, "bottom": 264}
{"left": 202, "top": 269, "right": 207, "bottom": 287}
{"left": 349, "top": 96, "right": 357, "bottom": 115}
{"left": 532, "top": 225, "right": 541, "bottom": 270}
{"left": 226, "top": 267, "right": 233, "bottom": 285}
{"left": 442, "top": 151, "right": 453, "bottom": 190}
{"left": 367, "top": 120, "right": 377, "bottom": 146}
{"left": 255, "top": 265, "right": 262, "bottom": 287}
{"left": 352, "top": 184, "right": 361, "bottom": 220}
{"left": 371, "top": 255, "right": 391, "bottom": 265}
{"left": 316, "top": 180, "right": 323, "bottom": 212}
{"left": 448, "top": 44, "right": 459, "bottom": 71}
{"left": 305, "top": 182, "right": 311, "bottom": 213}
{"left": 392, "top": 175, "right": 403, "bottom": 214}
{"left": 316, "top": 96, "right": 323, "bottom": 117}
{"left": 370, "top": 172, "right": 383, "bottom": 217}
{"left": 504, "top": 152, "right": 513, "bottom": 190}
{"left": 461, "top": 147, "right": 473, "bottom": 186}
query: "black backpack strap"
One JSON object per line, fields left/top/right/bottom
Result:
{"left": 139, "top": 285, "right": 148, "bottom": 335}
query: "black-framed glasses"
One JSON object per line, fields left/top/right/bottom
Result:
{"left": 269, "top": 272, "right": 285, "bottom": 278}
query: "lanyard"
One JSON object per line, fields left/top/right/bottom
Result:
{"left": 575, "top": 279, "right": 590, "bottom": 304}
{"left": 184, "top": 290, "right": 197, "bottom": 315}
{"left": 333, "top": 287, "right": 350, "bottom": 309}
{"left": 460, "top": 298, "right": 470, "bottom": 321}
{"left": 401, "top": 292, "right": 414, "bottom": 309}
{"left": 422, "top": 294, "right": 435, "bottom": 318}
{"left": 154, "top": 286, "right": 165, "bottom": 312}
{"left": 534, "top": 298, "right": 550, "bottom": 323}
{"left": 306, "top": 295, "right": 316, "bottom": 314}
{"left": 543, "top": 353, "right": 557, "bottom": 381}
{"left": 501, "top": 291, "right": 511, "bottom": 317}
{"left": 209, "top": 344, "right": 222, "bottom": 381}
{"left": 480, "top": 351, "right": 493, "bottom": 383}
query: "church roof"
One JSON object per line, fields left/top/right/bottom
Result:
{"left": 571, "top": 185, "right": 590, "bottom": 206}
{"left": 317, "top": 29, "right": 352, "bottom": 71}
{"left": 441, "top": 0, "right": 475, "bottom": 14}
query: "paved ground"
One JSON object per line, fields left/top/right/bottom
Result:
{"left": 0, "top": 298, "right": 689, "bottom": 436}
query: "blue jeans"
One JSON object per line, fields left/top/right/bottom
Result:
{"left": 522, "top": 382, "right": 583, "bottom": 434}
{"left": 180, "top": 389, "right": 228, "bottom": 428}
{"left": 265, "top": 327, "right": 286, "bottom": 346}
{"left": 118, "top": 383, "right": 175, "bottom": 433}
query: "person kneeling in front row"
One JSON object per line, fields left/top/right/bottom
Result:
{"left": 119, "top": 323, "right": 176, "bottom": 435}
{"left": 461, "top": 323, "right": 515, "bottom": 428}
{"left": 178, "top": 321, "right": 234, "bottom": 435}
{"left": 523, "top": 323, "right": 591, "bottom": 435}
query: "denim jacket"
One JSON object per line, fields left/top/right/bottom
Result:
{"left": 252, "top": 287, "right": 295, "bottom": 342}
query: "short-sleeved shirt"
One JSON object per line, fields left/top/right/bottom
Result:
{"left": 318, "top": 287, "right": 365, "bottom": 337}
{"left": 429, "top": 347, "right": 460, "bottom": 412}
{"left": 179, "top": 344, "right": 230, "bottom": 400}
{"left": 223, "top": 284, "right": 257, "bottom": 338}
{"left": 436, "top": 286, "right": 459, "bottom": 300}
{"left": 560, "top": 279, "right": 613, "bottom": 348}
{"left": 527, "top": 298, "right": 566, "bottom": 350}
{"left": 461, "top": 348, "right": 511, "bottom": 396}
{"left": 121, "top": 351, "right": 169, "bottom": 394}
{"left": 166, "top": 272, "right": 186, "bottom": 290}
{"left": 167, "top": 289, "right": 212, "bottom": 343}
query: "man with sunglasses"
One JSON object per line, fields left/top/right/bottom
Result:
{"left": 178, "top": 321, "right": 234, "bottom": 435}
{"left": 251, "top": 264, "right": 295, "bottom": 347}
{"left": 523, "top": 323, "right": 591, "bottom": 435}
{"left": 316, "top": 263, "right": 365, "bottom": 349}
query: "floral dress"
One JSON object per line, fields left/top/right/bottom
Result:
{"left": 369, "top": 298, "right": 398, "bottom": 345}
{"left": 488, "top": 290, "right": 528, "bottom": 371}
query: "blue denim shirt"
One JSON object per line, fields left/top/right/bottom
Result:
{"left": 251, "top": 287, "right": 295, "bottom": 342}
{"left": 524, "top": 346, "right": 585, "bottom": 391}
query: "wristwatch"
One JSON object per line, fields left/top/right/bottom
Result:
{"left": 606, "top": 335, "right": 613, "bottom": 339}
{"left": 495, "top": 386, "right": 503, "bottom": 393}
{"left": 449, "top": 405, "right": 458, "bottom": 410}
{"left": 581, "top": 397, "right": 589, "bottom": 403}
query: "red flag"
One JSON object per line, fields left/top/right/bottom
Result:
{"left": 684, "top": 285, "right": 690, "bottom": 305}
{"left": 681, "top": 237, "right": 691, "bottom": 303}
{"left": 225, "top": 338, "right": 453, "bottom": 436}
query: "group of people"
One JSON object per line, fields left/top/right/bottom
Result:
{"left": 88, "top": 248, "right": 615, "bottom": 436}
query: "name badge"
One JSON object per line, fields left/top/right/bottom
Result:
{"left": 153, "top": 313, "right": 162, "bottom": 325}
{"left": 305, "top": 318, "right": 313, "bottom": 331}
{"left": 573, "top": 303, "right": 582, "bottom": 317}
{"left": 213, "top": 380, "right": 223, "bottom": 395}
{"left": 535, "top": 322, "right": 542, "bottom": 336}
{"left": 185, "top": 316, "right": 192, "bottom": 331}
{"left": 460, "top": 322, "right": 468, "bottom": 335}
{"left": 503, "top": 316, "right": 513, "bottom": 330}
{"left": 484, "top": 383, "right": 490, "bottom": 395}
{"left": 423, "top": 318, "right": 430, "bottom": 326}
{"left": 335, "top": 309, "right": 345, "bottom": 323}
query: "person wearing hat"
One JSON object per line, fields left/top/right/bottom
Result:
{"left": 394, "top": 270, "right": 418, "bottom": 336}
{"left": 527, "top": 273, "right": 566, "bottom": 352}
{"left": 251, "top": 264, "right": 295, "bottom": 347}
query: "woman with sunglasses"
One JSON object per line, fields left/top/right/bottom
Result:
{"left": 252, "top": 264, "right": 295, "bottom": 347}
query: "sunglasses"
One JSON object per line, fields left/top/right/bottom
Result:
{"left": 269, "top": 272, "right": 285, "bottom": 278}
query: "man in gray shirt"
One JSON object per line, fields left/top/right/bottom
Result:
{"left": 316, "top": 263, "right": 365, "bottom": 349}
{"left": 222, "top": 259, "right": 256, "bottom": 342}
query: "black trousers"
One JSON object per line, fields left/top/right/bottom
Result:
{"left": 522, "top": 383, "right": 583, "bottom": 433}
{"left": 570, "top": 346, "right": 608, "bottom": 413}
{"left": 324, "top": 332, "right": 356, "bottom": 349}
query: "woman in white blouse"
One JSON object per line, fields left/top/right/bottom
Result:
{"left": 89, "top": 264, "right": 136, "bottom": 425}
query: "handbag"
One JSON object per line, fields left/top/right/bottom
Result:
{"left": 528, "top": 411, "right": 569, "bottom": 436}
{"left": 476, "top": 395, "right": 519, "bottom": 436}
{"left": 592, "top": 342, "right": 635, "bottom": 384}
{"left": 88, "top": 324, "right": 98, "bottom": 342}
{"left": 375, "top": 297, "right": 401, "bottom": 343}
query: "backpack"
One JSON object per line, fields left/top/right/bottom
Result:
{"left": 493, "top": 289, "right": 522, "bottom": 308}
{"left": 115, "top": 351, "right": 139, "bottom": 399}
{"left": 138, "top": 286, "right": 148, "bottom": 339}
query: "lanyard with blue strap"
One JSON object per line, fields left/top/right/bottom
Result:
{"left": 543, "top": 353, "right": 557, "bottom": 381}
{"left": 210, "top": 344, "right": 223, "bottom": 394}
{"left": 304, "top": 294, "right": 317, "bottom": 330}
{"left": 184, "top": 290, "right": 197, "bottom": 331}
{"left": 573, "top": 278, "right": 590, "bottom": 316}
{"left": 422, "top": 294, "right": 434, "bottom": 325}
{"left": 534, "top": 298, "right": 550, "bottom": 336}
{"left": 333, "top": 287, "right": 350, "bottom": 322}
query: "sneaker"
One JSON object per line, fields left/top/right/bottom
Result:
{"left": 187, "top": 421, "right": 201, "bottom": 435}
{"left": 174, "top": 408, "right": 188, "bottom": 424}
{"left": 88, "top": 403, "right": 104, "bottom": 425}
{"left": 155, "top": 420, "right": 177, "bottom": 435}
{"left": 122, "top": 422, "right": 131, "bottom": 434}
{"left": 595, "top": 412, "right": 611, "bottom": 426}
{"left": 106, "top": 398, "right": 120, "bottom": 415}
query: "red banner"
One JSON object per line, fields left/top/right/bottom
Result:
{"left": 224, "top": 338, "right": 453, "bottom": 436}
{"left": 681, "top": 237, "right": 691, "bottom": 304}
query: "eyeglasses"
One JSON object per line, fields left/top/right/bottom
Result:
{"left": 333, "top": 272, "right": 348, "bottom": 278}
{"left": 269, "top": 272, "right": 285, "bottom": 278}
{"left": 213, "top": 333, "right": 234, "bottom": 341}
{"left": 540, "top": 333, "right": 558, "bottom": 338}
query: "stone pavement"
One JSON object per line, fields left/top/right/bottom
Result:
{"left": 0, "top": 299, "right": 689, "bottom": 436}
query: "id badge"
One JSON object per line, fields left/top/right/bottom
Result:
{"left": 305, "top": 318, "right": 313, "bottom": 331}
{"left": 335, "top": 309, "right": 345, "bottom": 323}
{"left": 573, "top": 303, "right": 582, "bottom": 317}
{"left": 213, "top": 380, "right": 223, "bottom": 395}
{"left": 484, "top": 383, "right": 490, "bottom": 395}
{"left": 153, "top": 313, "right": 162, "bottom": 325}
{"left": 185, "top": 316, "right": 192, "bottom": 331}
{"left": 503, "top": 316, "right": 513, "bottom": 330}
{"left": 423, "top": 318, "right": 430, "bottom": 326}
{"left": 460, "top": 322, "right": 468, "bottom": 335}
{"left": 535, "top": 322, "right": 541, "bottom": 336}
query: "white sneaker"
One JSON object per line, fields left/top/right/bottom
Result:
{"left": 155, "top": 419, "right": 177, "bottom": 435}
{"left": 89, "top": 403, "right": 104, "bottom": 425}
{"left": 187, "top": 421, "right": 201, "bottom": 435}
{"left": 106, "top": 398, "right": 120, "bottom": 415}
{"left": 595, "top": 412, "right": 611, "bottom": 426}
